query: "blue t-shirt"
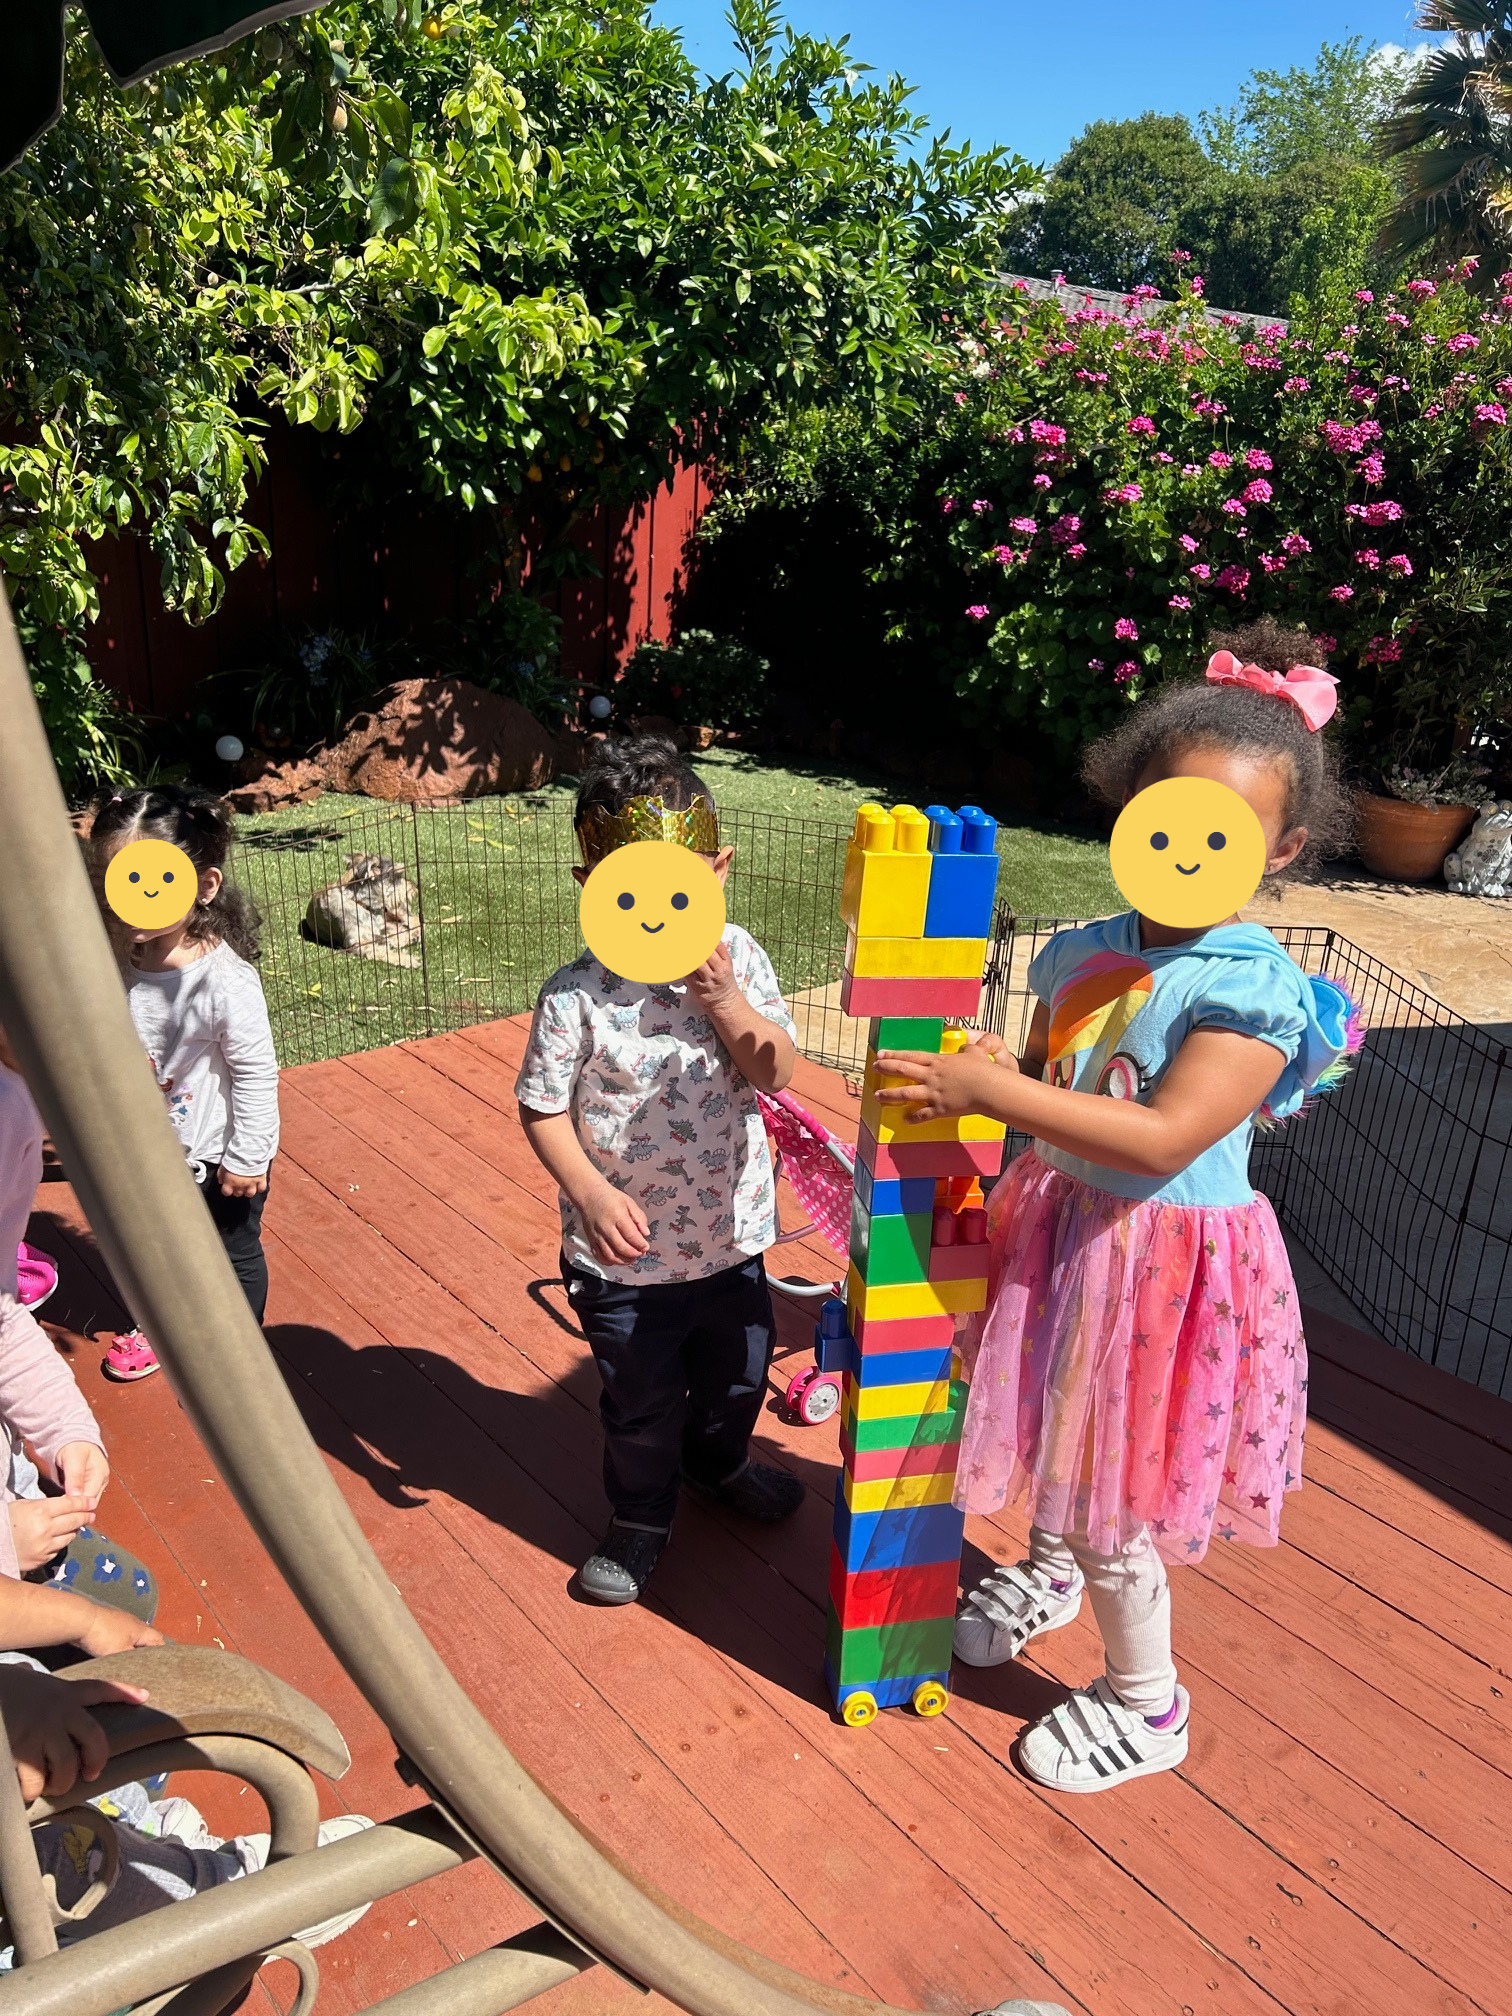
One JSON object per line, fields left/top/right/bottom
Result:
{"left": 1025, "top": 912, "right": 1350, "bottom": 1208}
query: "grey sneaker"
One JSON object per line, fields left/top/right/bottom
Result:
{"left": 579, "top": 1523, "right": 667, "bottom": 1605}
{"left": 689, "top": 1461, "right": 805, "bottom": 1524}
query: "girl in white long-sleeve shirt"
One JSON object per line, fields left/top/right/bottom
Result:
{"left": 90, "top": 788, "right": 279, "bottom": 1382}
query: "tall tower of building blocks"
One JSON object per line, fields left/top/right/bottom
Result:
{"left": 823, "top": 801, "right": 1003, "bottom": 1727}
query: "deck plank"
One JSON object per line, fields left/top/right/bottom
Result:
{"left": 18, "top": 1019, "right": 1511, "bottom": 2016}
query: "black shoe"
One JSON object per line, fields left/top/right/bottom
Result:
{"left": 578, "top": 1523, "right": 667, "bottom": 1605}
{"left": 689, "top": 1461, "right": 805, "bottom": 1524}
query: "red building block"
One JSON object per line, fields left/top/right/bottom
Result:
{"left": 827, "top": 1548, "right": 962, "bottom": 1632}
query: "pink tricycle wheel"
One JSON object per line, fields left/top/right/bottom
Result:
{"left": 785, "top": 1367, "right": 842, "bottom": 1426}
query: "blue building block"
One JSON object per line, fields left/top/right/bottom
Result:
{"left": 923, "top": 803, "right": 1000, "bottom": 941}
{"left": 832, "top": 1494, "right": 966, "bottom": 1573}
{"left": 814, "top": 1296, "right": 856, "bottom": 1375}
{"left": 855, "top": 1162, "right": 936, "bottom": 1219}
{"left": 826, "top": 1660, "right": 952, "bottom": 1714}
{"left": 850, "top": 1343, "right": 957, "bottom": 1388}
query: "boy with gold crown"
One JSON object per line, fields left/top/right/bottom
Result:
{"left": 516, "top": 734, "right": 804, "bottom": 1603}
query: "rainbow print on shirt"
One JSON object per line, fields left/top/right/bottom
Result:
{"left": 1046, "top": 951, "right": 1153, "bottom": 1090}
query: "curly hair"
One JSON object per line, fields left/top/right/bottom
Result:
{"left": 573, "top": 733, "right": 716, "bottom": 827}
{"left": 90, "top": 786, "right": 262, "bottom": 961}
{"left": 1081, "top": 620, "right": 1353, "bottom": 883}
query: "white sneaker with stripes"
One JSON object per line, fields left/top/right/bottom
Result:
{"left": 953, "top": 1559, "right": 1083, "bottom": 1668}
{"left": 1017, "top": 1678, "right": 1190, "bottom": 1793}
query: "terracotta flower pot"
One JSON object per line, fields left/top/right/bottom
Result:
{"left": 1353, "top": 790, "right": 1476, "bottom": 884}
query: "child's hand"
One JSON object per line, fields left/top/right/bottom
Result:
{"left": 217, "top": 1167, "right": 267, "bottom": 1198}
{"left": 966, "top": 1030, "right": 1018, "bottom": 1069}
{"left": 686, "top": 942, "right": 740, "bottom": 1013}
{"left": 73, "top": 1605, "right": 166, "bottom": 1661}
{"left": 874, "top": 1045, "right": 1013, "bottom": 1124}
{"left": 55, "top": 1441, "right": 109, "bottom": 1506}
{"left": 580, "top": 1183, "right": 652, "bottom": 1266}
{"left": 9, "top": 1495, "right": 94, "bottom": 1573}
{"left": 0, "top": 1665, "right": 152, "bottom": 1803}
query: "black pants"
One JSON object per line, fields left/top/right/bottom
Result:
{"left": 201, "top": 1166, "right": 269, "bottom": 1324}
{"left": 564, "top": 1253, "right": 777, "bottom": 1531}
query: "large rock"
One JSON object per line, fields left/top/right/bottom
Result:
{"left": 319, "top": 677, "right": 556, "bottom": 802}
{"left": 225, "top": 754, "right": 326, "bottom": 816}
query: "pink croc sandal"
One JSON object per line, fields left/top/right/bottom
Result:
{"left": 102, "top": 1330, "right": 160, "bottom": 1382}
{"left": 16, "top": 1242, "right": 58, "bottom": 1312}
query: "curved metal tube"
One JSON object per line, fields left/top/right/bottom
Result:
{"left": 357, "top": 1926, "right": 590, "bottom": 2015}
{"left": 25, "top": 1736, "right": 319, "bottom": 1860}
{"left": 0, "top": 1808, "right": 469, "bottom": 2016}
{"left": 0, "top": 589, "right": 1024, "bottom": 2016}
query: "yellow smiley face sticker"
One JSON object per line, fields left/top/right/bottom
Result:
{"left": 579, "top": 840, "right": 727, "bottom": 983}
{"left": 103, "top": 839, "right": 198, "bottom": 931}
{"left": 1109, "top": 777, "right": 1267, "bottom": 929}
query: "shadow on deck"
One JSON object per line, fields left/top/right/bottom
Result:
{"left": 28, "top": 1017, "right": 1512, "bottom": 2016}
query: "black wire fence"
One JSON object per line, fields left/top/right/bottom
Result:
{"left": 232, "top": 800, "right": 1510, "bottom": 1399}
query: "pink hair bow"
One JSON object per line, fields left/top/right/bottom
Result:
{"left": 1205, "top": 649, "right": 1338, "bottom": 730}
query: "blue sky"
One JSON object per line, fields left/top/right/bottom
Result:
{"left": 649, "top": 1, "right": 1431, "bottom": 167}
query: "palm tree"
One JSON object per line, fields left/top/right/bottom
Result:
{"left": 1377, "top": 2, "right": 1512, "bottom": 283}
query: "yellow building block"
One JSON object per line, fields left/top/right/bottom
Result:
{"left": 847, "top": 934, "right": 989, "bottom": 981}
{"left": 842, "top": 1372, "right": 961, "bottom": 1423}
{"left": 858, "top": 1059, "right": 1010, "bottom": 1146}
{"left": 840, "top": 803, "right": 932, "bottom": 939}
{"left": 842, "top": 1469, "right": 959, "bottom": 1514}
{"left": 845, "top": 1264, "right": 988, "bottom": 1325}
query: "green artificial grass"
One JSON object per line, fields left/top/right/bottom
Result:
{"left": 230, "top": 751, "right": 1115, "bottom": 1067}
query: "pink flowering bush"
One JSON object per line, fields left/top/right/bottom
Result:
{"left": 881, "top": 268, "right": 1512, "bottom": 769}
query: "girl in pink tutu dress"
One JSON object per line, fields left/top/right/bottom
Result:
{"left": 876, "top": 625, "right": 1357, "bottom": 1794}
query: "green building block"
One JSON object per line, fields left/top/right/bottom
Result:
{"left": 848, "top": 1201, "right": 932, "bottom": 1285}
{"left": 868, "top": 1016, "right": 946, "bottom": 1054}
{"left": 845, "top": 1384, "right": 968, "bottom": 1453}
{"left": 826, "top": 1611, "right": 957, "bottom": 1687}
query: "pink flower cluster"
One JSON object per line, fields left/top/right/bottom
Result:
{"left": 1447, "top": 333, "right": 1480, "bottom": 355}
{"left": 1028, "top": 419, "right": 1067, "bottom": 446}
{"left": 1405, "top": 279, "right": 1437, "bottom": 298}
{"left": 1050, "top": 514, "right": 1082, "bottom": 546}
{"left": 1213, "top": 564, "right": 1250, "bottom": 595}
{"left": 1346, "top": 500, "right": 1405, "bottom": 525}
{"left": 1114, "top": 616, "right": 1139, "bottom": 641}
{"left": 971, "top": 499, "right": 993, "bottom": 516}
{"left": 1221, "top": 498, "right": 1247, "bottom": 517}
{"left": 1242, "top": 478, "right": 1272, "bottom": 504}
{"left": 1364, "top": 636, "right": 1404, "bottom": 665}
{"left": 1280, "top": 531, "right": 1312, "bottom": 556}
{"left": 1102, "top": 482, "right": 1143, "bottom": 505}
{"left": 1282, "top": 376, "right": 1311, "bottom": 393}
{"left": 1385, "top": 553, "right": 1413, "bottom": 577}
{"left": 965, "top": 604, "right": 991, "bottom": 622}
{"left": 1113, "top": 661, "right": 1139, "bottom": 683}
{"left": 1127, "top": 415, "right": 1156, "bottom": 436}
{"left": 1475, "top": 402, "right": 1507, "bottom": 426}
{"left": 1245, "top": 449, "right": 1272, "bottom": 471}
{"left": 1355, "top": 453, "right": 1386, "bottom": 484}
{"left": 1320, "top": 417, "right": 1383, "bottom": 454}
{"left": 1009, "top": 515, "right": 1038, "bottom": 535}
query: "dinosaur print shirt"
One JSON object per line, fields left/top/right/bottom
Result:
{"left": 516, "top": 924, "right": 796, "bottom": 1285}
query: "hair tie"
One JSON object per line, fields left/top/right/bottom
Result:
{"left": 1205, "top": 649, "right": 1339, "bottom": 731}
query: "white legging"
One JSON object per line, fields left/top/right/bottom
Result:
{"left": 1028, "top": 1518, "right": 1178, "bottom": 1717}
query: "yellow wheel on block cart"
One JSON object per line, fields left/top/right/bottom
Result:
{"left": 841, "top": 1691, "right": 878, "bottom": 1728}
{"left": 913, "top": 1681, "right": 949, "bottom": 1719}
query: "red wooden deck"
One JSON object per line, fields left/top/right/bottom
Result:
{"left": 27, "top": 1018, "right": 1512, "bottom": 2016}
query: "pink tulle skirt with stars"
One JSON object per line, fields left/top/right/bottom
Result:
{"left": 955, "top": 1149, "right": 1307, "bottom": 1566}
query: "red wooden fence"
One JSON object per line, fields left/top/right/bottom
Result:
{"left": 85, "top": 420, "right": 707, "bottom": 722}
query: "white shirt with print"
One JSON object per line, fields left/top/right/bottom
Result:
{"left": 515, "top": 923, "right": 796, "bottom": 1285}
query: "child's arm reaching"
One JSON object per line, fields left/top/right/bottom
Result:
{"left": 518, "top": 1108, "right": 651, "bottom": 1266}
{"left": 216, "top": 961, "right": 280, "bottom": 1196}
{"left": 0, "top": 1577, "right": 165, "bottom": 1660}
{"left": 0, "top": 1664, "right": 153, "bottom": 1803}
{"left": 876, "top": 1024, "right": 1287, "bottom": 1182}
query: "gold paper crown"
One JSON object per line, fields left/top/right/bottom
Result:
{"left": 576, "top": 795, "right": 720, "bottom": 870}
